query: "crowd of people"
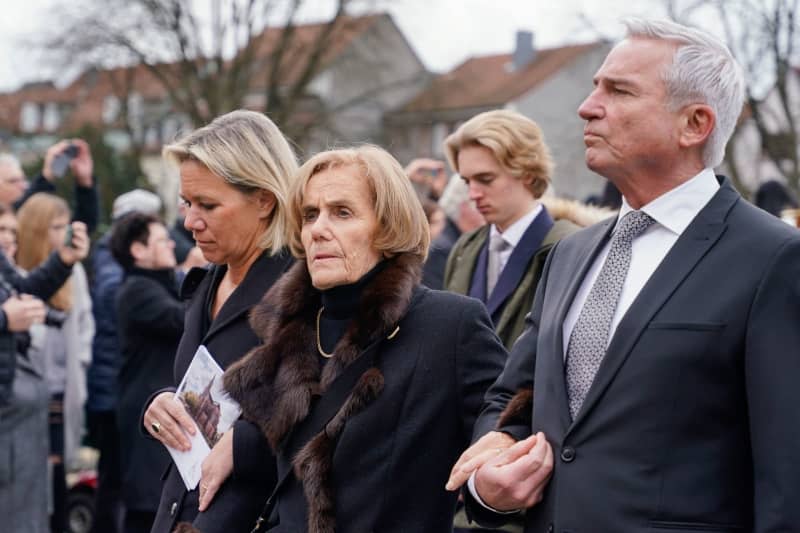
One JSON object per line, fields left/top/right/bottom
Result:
{"left": 1, "top": 16, "right": 799, "bottom": 533}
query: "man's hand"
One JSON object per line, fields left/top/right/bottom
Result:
{"left": 473, "top": 432, "right": 554, "bottom": 511}
{"left": 57, "top": 222, "right": 89, "bottom": 265}
{"left": 42, "top": 139, "right": 93, "bottom": 186}
{"left": 446, "top": 431, "right": 517, "bottom": 491}
{"left": 404, "top": 158, "right": 448, "bottom": 199}
{"left": 143, "top": 391, "right": 196, "bottom": 451}
{"left": 198, "top": 429, "right": 234, "bottom": 511}
{"left": 2, "top": 294, "right": 46, "bottom": 332}
{"left": 69, "top": 139, "right": 94, "bottom": 187}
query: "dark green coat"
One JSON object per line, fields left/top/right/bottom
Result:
{"left": 444, "top": 220, "right": 579, "bottom": 349}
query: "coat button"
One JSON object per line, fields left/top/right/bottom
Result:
{"left": 170, "top": 502, "right": 178, "bottom": 516}
{"left": 560, "top": 446, "right": 576, "bottom": 462}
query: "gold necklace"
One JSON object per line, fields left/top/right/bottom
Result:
{"left": 316, "top": 307, "right": 334, "bottom": 358}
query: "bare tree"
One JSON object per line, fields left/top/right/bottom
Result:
{"left": 38, "top": 0, "right": 384, "bottom": 147}
{"left": 667, "top": 0, "right": 800, "bottom": 196}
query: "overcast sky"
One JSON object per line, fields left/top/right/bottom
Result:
{"left": 0, "top": 0, "right": 675, "bottom": 92}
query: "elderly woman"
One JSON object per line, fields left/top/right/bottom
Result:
{"left": 218, "top": 145, "right": 506, "bottom": 533}
{"left": 142, "top": 110, "right": 296, "bottom": 533}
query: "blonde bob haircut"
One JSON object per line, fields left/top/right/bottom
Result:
{"left": 443, "top": 109, "right": 553, "bottom": 199}
{"left": 17, "top": 193, "right": 73, "bottom": 311}
{"left": 288, "top": 145, "right": 430, "bottom": 261}
{"left": 162, "top": 110, "right": 297, "bottom": 254}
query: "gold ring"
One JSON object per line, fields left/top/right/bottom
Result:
{"left": 151, "top": 421, "right": 161, "bottom": 434}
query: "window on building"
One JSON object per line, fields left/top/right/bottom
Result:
{"left": 20, "top": 102, "right": 40, "bottom": 133}
{"left": 103, "top": 95, "right": 120, "bottom": 124}
{"left": 431, "top": 122, "right": 448, "bottom": 156}
{"left": 42, "top": 103, "right": 61, "bottom": 132}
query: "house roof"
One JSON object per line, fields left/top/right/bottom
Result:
{"left": 0, "top": 13, "right": 386, "bottom": 135}
{"left": 246, "top": 13, "right": 382, "bottom": 90}
{"left": 398, "top": 42, "right": 603, "bottom": 113}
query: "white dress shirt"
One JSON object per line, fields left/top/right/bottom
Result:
{"left": 489, "top": 204, "right": 543, "bottom": 275}
{"left": 469, "top": 168, "right": 720, "bottom": 512}
{"left": 561, "top": 169, "right": 719, "bottom": 356}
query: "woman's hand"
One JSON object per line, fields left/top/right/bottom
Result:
{"left": 143, "top": 391, "right": 196, "bottom": 451}
{"left": 198, "top": 429, "right": 234, "bottom": 511}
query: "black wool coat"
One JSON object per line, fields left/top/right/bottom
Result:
{"left": 115, "top": 267, "right": 184, "bottom": 512}
{"left": 150, "top": 250, "right": 293, "bottom": 533}
{"left": 221, "top": 253, "right": 507, "bottom": 533}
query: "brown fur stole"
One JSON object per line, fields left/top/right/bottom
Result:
{"left": 221, "top": 253, "right": 421, "bottom": 533}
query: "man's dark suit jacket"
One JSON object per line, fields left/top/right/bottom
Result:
{"left": 470, "top": 178, "right": 800, "bottom": 532}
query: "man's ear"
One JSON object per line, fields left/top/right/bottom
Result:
{"left": 254, "top": 190, "right": 276, "bottom": 220}
{"left": 679, "top": 104, "right": 715, "bottom": 150}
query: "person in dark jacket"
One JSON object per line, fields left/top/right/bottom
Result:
{"left": 141, "top": 110, "right": 297, "bottom": 533}
{"left": 86, "top": 188, "right": 165, "bottom": 533}
{"left": 110, "top": 212, "right": 184, "bottom": 533}
{"left": 182, "top": 145, "right": 507, "bottom": 533}
{"left": 0, "top": 202, "right": 90, "bottom": 533}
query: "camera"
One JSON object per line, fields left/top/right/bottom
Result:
{"left": 44, "top": 308, "right": 67, "bottom": 328}
{"left": 63, "top": 225, "right": 74, "bottom": 248}
{"left": 50, "top": 144, "right": 79, "bottom": 179}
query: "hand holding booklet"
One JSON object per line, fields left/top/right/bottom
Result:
{"left": 167, "top": 345, "right": 242, "bottom": 491}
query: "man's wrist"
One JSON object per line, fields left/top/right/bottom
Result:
{"left": 467, "top": 470, "right": 521, "bottom": 515}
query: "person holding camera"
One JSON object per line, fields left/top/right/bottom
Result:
{"left": 13, "top": 138, "right": 99, "bottom": 234}
{"left": 0, "top": 200, "right": 90, "bottom": 533}
{"left": 16, "top": 193, "right": 95, "bottom": 533}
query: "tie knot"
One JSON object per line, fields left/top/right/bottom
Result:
{"left": 490, "top": 233, "right": 509, "bottom": 253}
{"left": 614, "top": 210, "right": 655, "bottom": 244}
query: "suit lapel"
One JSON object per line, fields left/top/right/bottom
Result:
{"left": 467, "top": 237, "right": 490, "bottom": 303}
{"left": 568, "top": 182, "right": 737, "bottom": 432}
{"left": 486, "top": 208, "right": 554, "bottom": 317}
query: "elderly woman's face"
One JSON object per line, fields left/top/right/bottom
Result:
{"left": 301, "top": 166, "right": 382, "bottom": 290}
{"left": 180, "top": 160, "right": 273, "bottom": 266}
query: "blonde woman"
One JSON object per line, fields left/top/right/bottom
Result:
{"left": 16, "top": 192, "right": 94, "bottom": 532}
{"left": 143, "top": 110, "right": 297, "bottom": 533}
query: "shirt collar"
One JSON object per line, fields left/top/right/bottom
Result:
{"left": 618, "top": 168, "right": 719, "bottom": 236}
{"left": 490, "top": 203, "right": 543, "bottom": 248}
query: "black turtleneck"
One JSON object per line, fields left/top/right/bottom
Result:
{"left": 317, "top": 261, "right": 386, "bottom": 356}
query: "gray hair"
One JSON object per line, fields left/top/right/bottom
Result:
{"left": 0, "top": 153, "right": 22, "bottom": 172}
{"left": 163, "top": 110, "right": 298, "bottom": 254}
{"left": 624, "top": 18, "right": 745, "bottom": 168}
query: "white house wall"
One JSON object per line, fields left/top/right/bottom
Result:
{"left": 511, "top": 44, "right": 611, "bottom": 203}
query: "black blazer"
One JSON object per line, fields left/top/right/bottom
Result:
{"left": 150, "top": 250, "right": 293, "bottom": 533}
{"left": 223, "top": 255, "right": 507, "bottom": 533}
{"left": 470, "top": 178, "right": 800, "bottom": 532}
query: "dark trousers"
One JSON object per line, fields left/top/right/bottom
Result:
{"left": 49, "top": 395, "right": 66, "bottom": 533}
{"left": 123, "top": 509, "right": 156, "bottom": 533}
{"left": 87, "top": 409, "right": 124, "bottom": 533}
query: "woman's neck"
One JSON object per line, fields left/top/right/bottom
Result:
{"left": 226, "top": 247, "right": 263, "bottom": 286}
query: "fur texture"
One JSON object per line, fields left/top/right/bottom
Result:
{"left": 496, "top": 387, "right": 534, "bottom": 429}
{"left": 223, "top": 254, "right": 421, "bottom": 533}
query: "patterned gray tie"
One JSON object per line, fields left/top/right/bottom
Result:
{"left": 486, "top": 233, "right": 510, "bottom": 297}
{"left": 565, "top": 210, "right": 655, "bottom": 419}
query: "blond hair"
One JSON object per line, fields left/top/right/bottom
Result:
{"left": 443, "top": 109, "right": 553, "bottom": 198}
{"left": 163, "top": 110, "right": 298, "bottom": 254}
{"left": 289, "top": 145, "right": 430, "bottom": 261}
{"left": 16, "top": 193, "right": 72, "bottom": 310}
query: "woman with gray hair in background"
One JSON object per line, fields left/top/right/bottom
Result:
{"left": 142, "top": 110, "right": 296, "bottom": 533}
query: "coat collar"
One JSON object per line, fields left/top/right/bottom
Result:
{"left": 224, "top": 252, "right": 422, "bottom": 449}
